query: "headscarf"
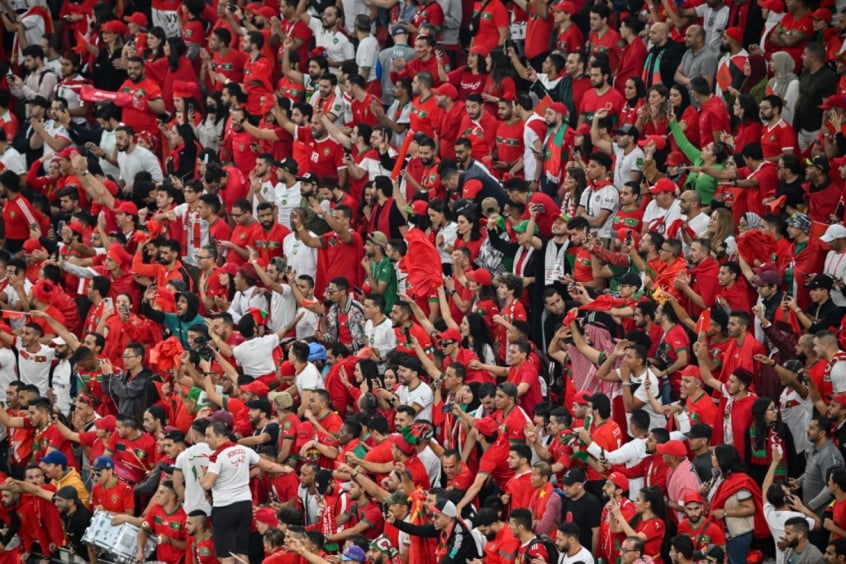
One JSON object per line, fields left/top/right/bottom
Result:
{"left": 768, "top": 52, "right": 798, "bottom": 100}
{"left": 743, "top": 211, "right": 763, "bottom": 230}
{"left": 741, "top": 54, "right": 769, "bottom": 94}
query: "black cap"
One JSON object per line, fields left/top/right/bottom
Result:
{"left": 55, "top": 486, "right": 79, "bottom": 500}
{"left": 298, "top": 172, "right": 318, "bottom": 184}
{"left": 314, "top": 469, "right": 333, "bottom": 494}
{"left": 397, "top": 354, "right": 422, "bottom": 373}
{"left": 617, "top": 124, "right": 639, "bottom": 139}
{"left": 806, "top": 273, "right": 834, "bottom": 290}
{"left": 277, "top": 157, "right": 298, "bottom": 174}
{"left": 618, "top": 272, "right": 641, "bottom": 289}
{"left": 684, "top": 422, "right": 713, "bottom": 439}
{"left": 561, "top": 467, "right": 586, "bottom": 485}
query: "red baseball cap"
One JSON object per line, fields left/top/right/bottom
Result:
{"left": 115, "top": 201, "right": 138, "bottom": 216}
{"left": 467, "top": 268, "right": 492, "bottom": 286}
{"left": 724, "top": 27, "right": 743, "bottom": 44}
{"left": 124, "top": 12, "right": 148, "bottom": 27}
{"left": 666, "top": 151, "right": 686, "bottom": 166}
{"left": 437, "top": 328, "right": 462, "bottom": 342}
{"left": 656, "top": 440, "right": 687, "bottom": 459}
{"left": 638, "top": 135, "right": 667, "bottom": 151}
{"left": 573, "top": 391, "right": 592, "bottom": 406}
{"left": 607, "top": 472, "right": 629, "bottom": 492}
{"left": 434, "top": 83, "right": 458, "bottom": 99}
{"left": 648, "top": 177, "right": 676, "bottom": 194}
{"left": 679, "top": 365, "right": 702, "bottom": 381}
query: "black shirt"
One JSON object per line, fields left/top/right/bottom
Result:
{"left": 805, "top": 297, "right": 843, "bottom": 334}
{"left": 63, "top": 504, "right": 92, "bottom": 556}
{"left": 560, "top": 490, "right": 602, "bottom": 550}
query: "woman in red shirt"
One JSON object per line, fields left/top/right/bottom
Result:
{"left": 636, "top": 85, "right": 671, "bottom": 137}
{"left": 453, "top": 209, "right": 486, "bottom": 263}
{"left": 445, "top": 45, "right": 489, "bottom": 100}
{"left": 619, "top": 77, "right": 646, "bottom": 128}
{"left": 669, "top": 85, "right": 699, "bottom": 150}
{"left": 481, "top": 51, "right": 516, "bottom": 115}
{"left": 613, "top": 485, "right": 667, "bottom": 564}
{"left": 732, "top": 94, "right": 763, "bottom": 153}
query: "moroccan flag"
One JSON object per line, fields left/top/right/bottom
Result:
{"left": 407, "top": 489, "right": 438, "bottom": 564}
{"left": 695, "top": 309, "right": 711, "bottom": 336}
{"left": 542, "top": 121, "right": 569, "bottom": 182}
{"left": 403, "top": 229, "right": 443, "bottom": 299}
{"left": 534, "top": 94, "right": 553, "bottom": 117}
{"left": 80, "top": 85, "right": 134, "bottom": 107}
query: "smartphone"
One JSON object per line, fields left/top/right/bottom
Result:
{"left": 626, "top": 230, "right": 633, "bottom": 244}
{"left": 441, "top": 403, "right": 453, "bottom": 413}
{"left": 227, "top": 3, "right": 237, "bottom": 11}
{"left": 104, "top": 297, "right": 114, "bottom": 310}
{"left": 534, "top": 203, "right": 545, "bottom": 213}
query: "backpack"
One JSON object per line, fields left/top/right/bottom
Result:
{"left": 524, "top": 535, "right": 559, "bottom": 564}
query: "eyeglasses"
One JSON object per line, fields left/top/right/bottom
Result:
{"left": 659, "top": 247, "right": 672, "bottom": 253}
{"left": 439, "top": 340, "right": 455, "bottom": 347}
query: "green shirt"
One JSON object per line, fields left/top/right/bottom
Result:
{"left": 370, "top": 256, "right": 398, "bottom": 312}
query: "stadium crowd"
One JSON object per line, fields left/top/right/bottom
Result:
{"left": 2, "top": 0, "right": 846, "bottom": 563}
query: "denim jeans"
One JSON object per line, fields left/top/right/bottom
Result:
{"left": 727, "top": 531, "right": 753, "bottom": 564}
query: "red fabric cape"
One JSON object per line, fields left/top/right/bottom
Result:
{"left": 708, "top": 471, "right": 769, "bottom": 538}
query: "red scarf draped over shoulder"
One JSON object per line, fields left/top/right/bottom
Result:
{"left": 708, "top": 471, "right": 769, "bottom": 538}
{"left": 208, "top": 440, "right": 236, "bottom": 463}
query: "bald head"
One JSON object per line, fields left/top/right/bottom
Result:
{"left": 685, "top": 25, "right": 705, "bottom": 47}
{"left": 650, "top": 22, "right": 670, "bottom": 46}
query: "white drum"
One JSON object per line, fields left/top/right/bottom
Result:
{"left": 81, "top": 510, "right": 120, "bottom": 551}
{"left": 110, "top": 522, "right": 157, "bottom": 564}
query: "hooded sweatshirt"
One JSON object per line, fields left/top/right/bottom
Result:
{"left": 142, "top": 291, "right": 205, "bottom": 348}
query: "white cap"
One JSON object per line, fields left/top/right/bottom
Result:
{"left": 821, "top": 224, "right": 846, "bottom": 243}
{"left": 51, "top": 336, "right": 66, "bottom": 345}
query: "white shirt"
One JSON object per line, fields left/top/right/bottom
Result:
{"left": 117, "top": 144, "right": 164, "bottom": 188}
{"left": 695, "top": 3, "right": 731, "bottom": 55}
{"left": 15, "top": 336, "right": 54, "bottom": 395}
{"left": 4, "top": 279, "right": 32, "bottom": 330}
{"left": 643, "top": 199, "right": 683, "bottom": 236}
{"left": 434, "top": 222, "right": 459, "bottom": 264}
{"left": 578, "top": 183, "right": 619, "bottom": 238}
{"left": 307, "top": 20, "right": 355, "bottom": 76}
{"left": 175, "top": 442, "right": 213, "bottom": 514}
{"left": 561, "top": 546, "right": 595, "bottom": 564}
{"left": 207, "top": 444, "right": 260, "bottom": 507}
{"left": 612, "top": 145, "right": 644, "bottom": 189}
{"left": 227, "top": 286, "right": 267, "bottom": 324}
{"left": 98, "top": 128, "right": 120, "bottom": 180}
{"left": 253, "top": 179, "right": 275, "bottom": 216}
{"left": 355, "top": 35, "right": 380, "bottom": 82}
{"left": 51, "top": 358, "right": 72, "bottom": 416}
{"left": 397, "top": 381, "right": 433, "bottom": 421}
{"left": 233, "top": 334, "right": 280, "bottom": 378}
{"left": 275, "top": 182, "right": 302, "bottom": 229}
{"left": 269, "top": 284, "right": 297, "bottom": 335}
{"left": 587, "top": 436, "right": 648, "bottom": 500}
{"left": 296, "top": 307, "right": 320, "bottom": 340}
{"left": 0, "top": 146, "right": 26, "bottom": 175}
{"left": 283, "top": 232, "right": 318, "bottom": 279}
{"left": 824, "top": 250, "right": 846, "bottom": 307}
{"left": 364, "top": 317, "right": 397, "bottom": 359}
{"left": 831, "top": 357, "right": 846, "bottom": 394}
{"left": 295, "top": 362, "right": 324, "bottom": 395}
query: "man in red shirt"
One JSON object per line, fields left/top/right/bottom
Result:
{"left": 242, "top": 31, "right": 275, "bottom": 116}
{"left": 690, "top": 76, "right": 731, "bottom": 146}
{"left": 104, "top": 417, "right": 157, "bottom": 485}
{"left": 759, "top": 95, "right": 797, "bottom": 161}
{"left": 186, "top": 510, "right": 218, "bottom": 564}
{"left": 390, "top": 35, "right": 444, "bottom": 86}
{"left": 349, "top": 75, "right": 379, "bottom": 127}
{"left": 493, "top": 98, "right": 525, "bottom": 179}
{"left": 115, "top": 57, "right": 166, "bottom": 138}
{"left": 222, "top": 200, "right": 263, "bottom": 267}
{"left": 91, "top": 455, "right": 135, "bottom": 513}
{"left": 254, "top": 202, "right": 292, "bottom": 265}
{"left": 139, "top": 481, "right": 187, "bottom": 564}
{"left": 457, "top": 94, "right": 497, "bottom": 161}
{"left": 473, "top": 508, "right": 519, "bottom": 564}
{"left": 586, "top": 5, "right": 625, "bottom": 72}
{"left": 409, "top": 72, "right": 442, "bottom": 139}
{"left": 1, "top": 171, "right": 47, "bottom": 253}
{"left": 292, "top": 204, "right": 365, "bottom": 291}
{"left": 578, "top": 61, "right": 626, "bottom": 126}
{"left": 203, "top": 27, "right": 247, "bottom": 92}
{"left": 716, "top": 262, "right": 753, "bottom": 313}
{"left": 278, "top": 110, "right": 347, "bottom": 184}
{"left": 434, "top": 83, "right": 464, "bottom": 161}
